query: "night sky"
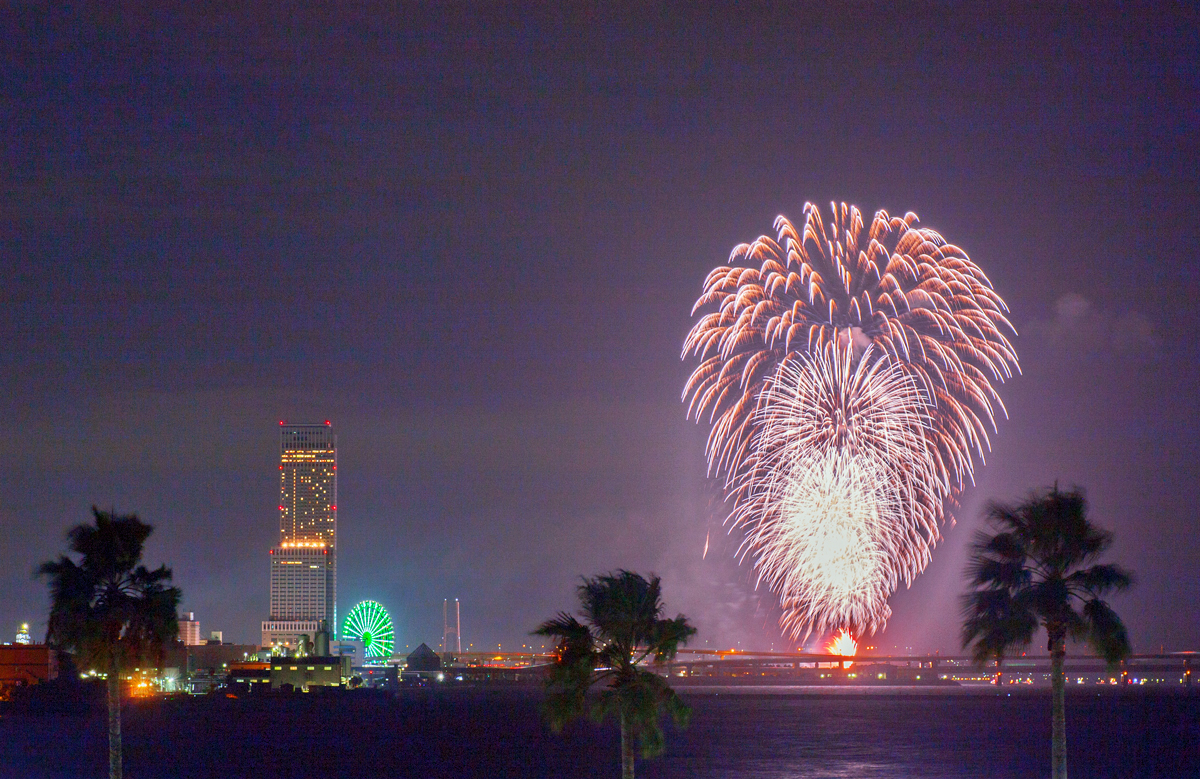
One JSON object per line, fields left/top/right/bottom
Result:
{"left": 2, "top": 4, "right": 1197, "bottom": 654}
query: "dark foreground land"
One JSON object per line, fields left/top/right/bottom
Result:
{"left": 2, "top": 686, "right": 1198, "bottom": 778}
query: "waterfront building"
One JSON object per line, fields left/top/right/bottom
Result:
{"left": 163, "top": 642, "right": 260, "bottom": 694}
{"left": 354, "top": 663, "right": 399, "bottom": 689}
{"left": 406, "top": 643, "right": 441, "bottom": 674}
{"left": 270, "top": 655, "right": 351, "bottom": 691}
{"left": 178, "top": 612, "right": 201, "bottom": 646}
{"left": 262, "top": 421, "right": 338, "bottom": 649}
{"left": 0, "top": 644, "right": 59, "bottom": 698}
{"left": 228, "top": 661, "right": 271, "bottom": 691}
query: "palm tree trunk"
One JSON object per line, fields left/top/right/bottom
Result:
{"left": 107, "top": 655, "right": 122, "bottom": 779}
{"left": 1049, "top": 629, "right": 1067, "bottom": 779}
{"left": 620, "top": 708, "right": 634, "bottom": 779}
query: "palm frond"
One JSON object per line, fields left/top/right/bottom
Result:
{"left": 37, "top": 510, "right": 179, "bottom": 669}
{"left": 963, "top": 484, "right": 1133, "bottom": 668}
{"left": 542, "top": 685, "right": 589, "bottom": 733}
{"left": 646, "top": 616, "right": 698, "bottom": 663}
{"left": 594, "top": 670, "right": 690, "bottom": 758}
{"left": 1082, "top": 598, "right": 1131, "bottom": 664}
{"left": 960, "top": 588, "right": 1037, "bottom": 665}
{"left": 966, "top": 556, "right": 1029, "bottom": 590}
{"left": 580, "top": 570, "right": 663, "bottom": 646}
{"left": 972, "top": 530, "right": 1027, "bottom": 563}
{"left": 535, "top": 570, "right": 696, "bottom": 762}
{"left": 983, "top": 501, "right": 1029, "bottom": 535}
{"left": 1065, "top": 564, "right": 1133, "bottom": 597}
{"left": 1027, "top": 578, "right": 1074, "bottom": 623}
{"left": 534, "top": 612, "right": 590, "bottom": 642}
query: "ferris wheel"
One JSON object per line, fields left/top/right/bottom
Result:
{"left": 342, "top": 600, "right": 395, "bottom": 663}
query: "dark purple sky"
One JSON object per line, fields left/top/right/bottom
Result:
{"left": 2, "top": 3, "right": 1197, "bottom": 653}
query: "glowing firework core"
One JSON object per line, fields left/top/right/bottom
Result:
{"left": 828, "top": 630, "right": 858, "bottom": 659}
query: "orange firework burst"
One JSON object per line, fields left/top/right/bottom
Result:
{"left": 683, "top": 202, "right": 1018, "bottom": 639}
{"left": 828, "top": 630, "right": 857, "bottom": 660}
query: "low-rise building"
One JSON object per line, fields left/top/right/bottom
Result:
{"left": 160, "top": 642, "right": 260, "bottom": 694}
{"left": 0, "top": 644, "right": 59, "bottom": 699}
{"left": 404, "top": 643, "right": 442, "bottom": 681}
{"left": 228, "top": 661, "right": 271, "bottom": 692}
{"left": 262, "top": 620, "right": 322, "bottom": 653}
{"left": 354, "top": 663, "right": 398, "bottom": 689}
{"left": 270, "top": 655, "right": 351, "bottom": 691}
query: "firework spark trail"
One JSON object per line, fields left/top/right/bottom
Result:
{"left": 739, "top": 345, "right": 940, "bottom": 637}
{"left": 683, "top": 202, "right": 1018, "bottom": 639}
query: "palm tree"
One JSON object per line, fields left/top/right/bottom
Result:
{"left": 534, "top": 571, "right": 697, "bottom": 779}
{"left": 962, "top": 486, "right": 1132, "bottom": 779}
{"left": 38, "top": 508, "right": 181, "bottom": 779}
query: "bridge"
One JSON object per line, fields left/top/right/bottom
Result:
{"left": 436, "top": 648, "right": 1196, "bottom": 687}
{"left": 668, "top": 648, "right": 1198, "bottom": 687}
{"left": 399, "top": 648, "right": 1197, "bottom": 688}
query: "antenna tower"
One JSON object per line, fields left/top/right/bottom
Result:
{"left": 442, "top": 598, "right": 461, "bottom": 655}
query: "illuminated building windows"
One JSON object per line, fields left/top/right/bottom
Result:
{"left": 263, "top": 422, "right": 338, "bottom": 648}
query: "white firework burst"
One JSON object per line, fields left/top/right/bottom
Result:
{"left": 731, "top": 344, "right": 943, "bottom": 638}
{"left": 684, "top": 203, "right": 1018, "bottom": 639}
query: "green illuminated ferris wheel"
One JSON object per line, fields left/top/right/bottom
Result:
{"left": 342, "top": 600, "right": 395, "bottom": 663}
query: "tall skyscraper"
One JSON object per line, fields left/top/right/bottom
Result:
{"left": 262, "top": 421, "right": 338, "bottom": 650}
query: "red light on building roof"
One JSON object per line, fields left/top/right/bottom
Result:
{"left": 279, "top": 420, "right": 285, "bottom": 425}
{"left": 278, "top": 506, "right": 284, "bottom": 510}
{"left": 324, "top": 420, "right": 330, "bottom": 425}
{"left": 331, "top": 505, "right": 336, "bottom": 510}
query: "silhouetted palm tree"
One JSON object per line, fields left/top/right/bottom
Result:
{"left": 962, "top": 486, "right": 1132, "bottom": 779}
{"left": 534, "top": 571, "right": 697, "bottom": 779}
{"left": 39, "top": 508, "right": 181, "bottom": 779}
